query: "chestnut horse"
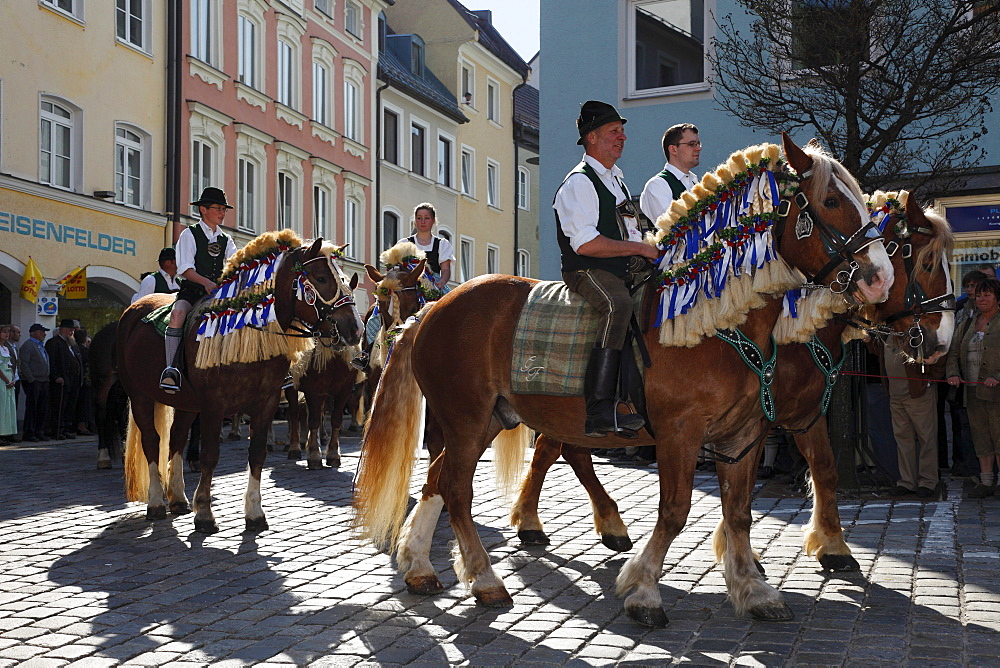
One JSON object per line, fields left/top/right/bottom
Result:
{"left": 511, "top": 198, "right": 955, "bottom": 578}
{"left": 353, "top": 135, "right": 895, "bottom": 627}
{"left": 119, "top": 234, "right": 362, "bottom": 533}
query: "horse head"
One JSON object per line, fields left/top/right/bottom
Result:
{"left": 777, "top": 133, "right": 894, "bottom": 305}
{"left": 365, "top": 258, "right": 427, "bottom": 331}
{"left": 871, "top": 201, "right": 955, "bottom": 363}
{"left": 275, "top": 239, "right": 363, "bottom": 348}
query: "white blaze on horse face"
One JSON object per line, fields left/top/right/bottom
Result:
{"left": 936, "top": 256, "right": 955, "bottom": 353}
{"left": 839, "top": 179, "right": 894, "bottom": 303}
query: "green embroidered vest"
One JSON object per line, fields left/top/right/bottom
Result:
{"left": 555, "top": 162, "right": 629, "bottom": 277}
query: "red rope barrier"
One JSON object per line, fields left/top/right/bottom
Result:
{"left": 839, "top": 370, "right": 994, "bottom": 386}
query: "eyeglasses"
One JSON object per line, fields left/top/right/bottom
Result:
{"left": 206, "top": 205, "right": 229, "bottom": 212}
{"left": 672, "top": 140, "right": 702, "bottom": 148}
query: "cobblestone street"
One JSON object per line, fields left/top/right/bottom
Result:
{"left": 2, "top": 426, "right": 999, "bottom": 666}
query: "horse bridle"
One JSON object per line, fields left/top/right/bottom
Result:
{"left": 774, "top": 168, "right": 884, "bottom": 295}
{"left": 877, "top": 217, "right": 955, "bottom": 350}
{"left": 289, "top": 255, "right": 357, "bottom": 346}
{"left": 376, "top": 262, "right": 424, "bottom": 330}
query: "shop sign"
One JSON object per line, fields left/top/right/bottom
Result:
{"left": 37, "top": 294, "right": 58, "bottom": 317}
{"left": 946, "top": 205, "right": 1000, "bottom": 234}
{"left": 0, "top": 211, "right": 137, "bottom": 255}
{"left": 953, "top": 245, "right": 1000, "bottom": 268}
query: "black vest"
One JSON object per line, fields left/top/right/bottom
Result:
{"left": 555, "top": 162, "right": 629, "bottom": 277}
{"left": 152, "top": 271, "right": 178, "bottom": 294}
{"left": 186, "top": 224, "right": 229, "bottom": 283}
{"left": 658, "top": 168, "right": 688, "bottom": 200}
{"left": 408, "top": 236, "right": 442, "bottom": 274}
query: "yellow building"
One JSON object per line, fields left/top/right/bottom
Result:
{"left": 0, "top": 1, "right": 168, "bottom": 333}
{"left": 382, "top": 0, "right": 529, "bottom": 281}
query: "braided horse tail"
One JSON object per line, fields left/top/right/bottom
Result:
{"left": 352, "top": 314, "right": 424, "bottom": 550}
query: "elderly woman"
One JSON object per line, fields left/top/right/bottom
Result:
{"left": 947, "top": 277, "right": 1000, "bottom": 498}
{"left": 0, "top": 325, "right": 17, "bottom": 445}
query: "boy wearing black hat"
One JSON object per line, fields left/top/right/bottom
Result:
{"left": 159, "top": 187, "right": 238, "bottom": 393}
{"left": 132, "top": 247, "right": 180, "bottom": 304}
{"left": 553, "top": 100, "right": 659, "bottom": 437}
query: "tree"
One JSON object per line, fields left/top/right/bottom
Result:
{"left": 708, "top": 0, "right": 1000, "bottom": 195}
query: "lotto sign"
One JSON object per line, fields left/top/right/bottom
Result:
{"left": 37, "top": 294, "right": 58, "bottom": 316}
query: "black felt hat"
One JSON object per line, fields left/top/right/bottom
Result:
{"left": 190, "top": 187, "right": 233, "bottom": 209}
{"left": 58, "top": 319, "right": 77, "bottom": 329}
{"left": 158, "top": 247, "right": 176, "bottom": 263}
{"left": 576, "top": 100, "right": 627, "bottom": 145}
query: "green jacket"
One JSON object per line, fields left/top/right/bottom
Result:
{"left": 946, "top": 310, "right": 1000, "bottom": 403}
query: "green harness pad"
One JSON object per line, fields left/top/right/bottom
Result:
{"left": 510, "top": 281, "right": 643, "bottom": 397}
{"left": 141, "top": 303, "right": 174, "bottom": 337}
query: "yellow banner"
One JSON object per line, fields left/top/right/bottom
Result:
{"left": 19, "top": 257, "right": 44, "bottom": 303}
{"left": 57, "top": 266, "right": 88, "bottom": 300}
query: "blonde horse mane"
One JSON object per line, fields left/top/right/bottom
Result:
{"left": 194, "top": 229, "right": 318, "bottom": 369}
{"left": 651, "top": 143, "right": 807, "bottom": 347}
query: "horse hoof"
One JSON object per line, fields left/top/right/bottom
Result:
{"left": 474, "top": 589, "right": 514, "bottom": 608}
{"left": 819, "top": 553, "right": 860, "bottom": 572}
{"left": 626, "top": 605, "right": 669, "bottom": 628}
{"left": 326, "top": 456, "right": 341, "bottom": 468}
{"left": 169, "top": 502, "right": 191, "bottom": 515}
{"left": 518, "top": 530, "right": 550, "bottom": 546}
{"left": 194, "top": 519, "right": 219, "bottom": 534}
{"left": 145, "top": 507, "right": 167, "bottom": 521}
{"left": 307, "top": 460, "right": 324, "bottom": 470}
{"left": 97, "top": 460, "right": 112, "bottom": 470}
{"left": 245, "top": 517, "right": 269, "bottom": 532}
{"left": 287, "top": 450, "right": 301, "bottom": 460}
{"left": 601, "top": 534, "right": 633, "bottom": 552}
{"left": 755, "top": 559, "right": 766, "bottom": 576}
{"left": 749, "top": 601, "right": 794, "bottom": 622}
{"left": 406, "top": 575, "right": 444, "bottom": 595}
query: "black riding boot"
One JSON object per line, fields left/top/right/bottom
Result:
{"left": 583, "top": 347, "right": 645, "bottom": 437}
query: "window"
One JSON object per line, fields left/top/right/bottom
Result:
{"left": 410, "top": 37, "right": 424, "bottom": 76}
{"left": 461, "top": 63, "right": 474, "bottom": 105}
{"left": 487, "top": 80, "right": 499, "bottom": 122}
{"left": 344, "top": 80, "right": 359, "bottom": 140}
{"left": 42, "top": 0, "right": 79, "bottom": 18}
{"left": 116, "top": 0, "right": 145, "bottom": 49}
{"left": 191, "top": 139, "right": 212, "bottom": 203}
{"left": 278, "top": 172, "right": 296, "bottom": 232}
{"left": 191, "top": 0, "right": 213, "bottom": 63}
{"left": 345, "top": 199, "right": 359, "bottom": 259}
{"left": 316, "top": 0, "right": 332, "bottom": 17}
{"left": 383, "top": 108, "right": 399, "bottom": 164}
{"left": 517, "top": 249, "right": 530, "bottom": 278}
{"left": 278, "top": 40, "right": 294, "bottom": 107}
{"left": 517, "top": 167, "right": 530, "bottom": 210}
{"left": 313, "top": 61, "right": 329, "bottom": 125}
{"left": 39, "top": 101, "right": 73, "bottom": 190}
{"left": 459, "top": 237, "right": 474, "bottom": 282}
{"left": 382, "top": 210, "right": 400, "bottom": 253}
{"left": 314, "top": 185, "right": 330, "bottom": 239}
{"left": 790, "top": 0, "right": 869, "bottom": 71}
{"left": 437, "top": 135, "right": 453, "bottom": 188}
{"left": 115, "top": 126, "right": 143, "bottom": 207}
{"left": 460, "top": 148, "right": 474, "bottom": 196}
{"left": 378, "top": 11, "right": 387, "bottom": 52}
{"left": 238, "top": 15, "right": 257, "bottom": 87}
{"left": 486, "top": 160, "right": 499, "bottom": 208}
{"left": 345, "top": 1, "right": 361, "bottom": 38}
{"left": 410, "top": 122, "right": 426, "bottom": 176}
{"left": 487, "top": 245, "right": 499, "bottom": 275}
{"left": 238, "top": 158, "right": 257, "bottom": 233}
{"left": 628, "top": 0, "right": 705, "bottom": 97}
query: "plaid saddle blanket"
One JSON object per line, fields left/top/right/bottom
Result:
{"left": 511, "top": 281, "right": 644, "bottom": 397}
{"left": 141, "top": 303, "right": 173, "bottom": 337}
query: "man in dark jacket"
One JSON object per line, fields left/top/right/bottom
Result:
{"left": 46, "top": 319, "right": 82, "bottom": 439}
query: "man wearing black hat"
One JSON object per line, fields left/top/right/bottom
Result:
{"left": 46, "top": 319, "right": 82, "bottom": 439}
{"left": 19, "top": 324, "right": 50, "bottom": 442}
{"left": 159, "top": 187, "right": 238, "bottom": 393}
{"left": 553, "top": 100, "right": 660, "bottom": 437}
{"left": 132, "top": 247, "right": 180, "bottom": 304}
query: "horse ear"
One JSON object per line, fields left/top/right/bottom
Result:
{"left": 906, "top": 198, "right": 927, "bottom": 227}
{"left": 350, "top": 272, "right": 359, "bottom": 291}
{"left": 365, "top": 264, "right": 384, "bottom": 284}
{"left": 407, "top": 259, "right": 427, "bottom": 285}
{"left": 274, "top": 248, "right": 297, "bottom": 331}
{"left": 305, "top": 237, "right": 323, "bottom": 260}
{"left": 782, "top": 131, "right": 814, "bottom": 176}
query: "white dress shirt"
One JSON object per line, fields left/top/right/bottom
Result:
{"left": 640, "top": 162, "right": 699, "bottom": 224}
{"left": 553, "top": 154, "right": 636, "bottom": 253}
{"left": 131, "top": 269, "right": 181, "bottom": 304}
{"left": 175, "top": 220, "right": 238, "bottom": 279}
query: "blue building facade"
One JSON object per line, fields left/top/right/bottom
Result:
{"left": 538, "top": 0, "right": 1000, "bottom": 281}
